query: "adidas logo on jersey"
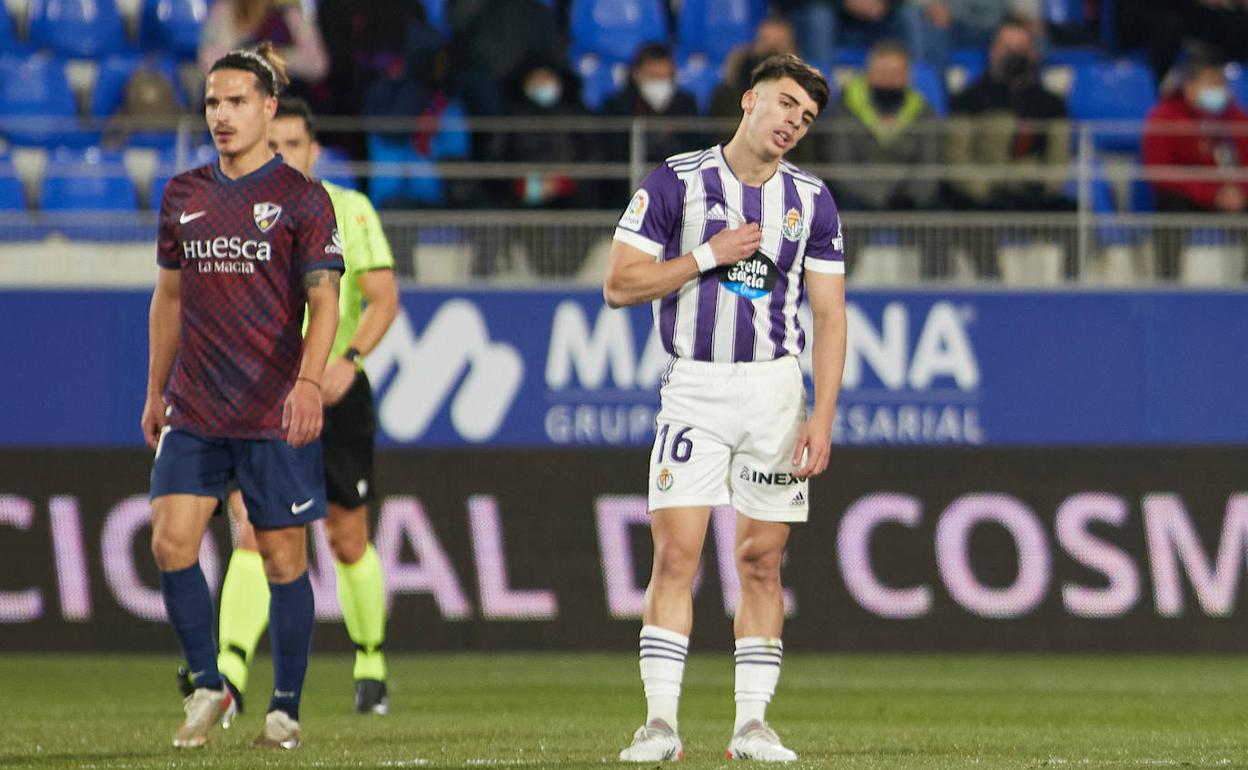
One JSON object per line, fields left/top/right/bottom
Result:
{"left": 790, "top": 491, "right": 806, "bottom": 506}
{"left": 706, "top": 203, "right": 728, "bottom": 221}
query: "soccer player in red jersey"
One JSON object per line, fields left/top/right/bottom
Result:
{"left": 141, "top": 43, "right": 343, "bottom": 751}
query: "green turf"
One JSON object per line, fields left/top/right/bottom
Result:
{"left": 0, "top": 653, "right": 1246, "bottom": 769}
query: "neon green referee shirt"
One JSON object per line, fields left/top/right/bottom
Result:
{"left": 307, "top": 180, "right": 396, "bottom": 359}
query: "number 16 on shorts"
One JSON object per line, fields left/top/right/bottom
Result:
{"left": 652, "top": 423, "right": 691, "bottom": 494}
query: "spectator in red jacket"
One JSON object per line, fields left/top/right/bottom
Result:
{"left": 1142, "top": 58, "right": 1248, "bottom": 213}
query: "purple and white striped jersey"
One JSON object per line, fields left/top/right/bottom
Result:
{"left": 613, "top": 144, "right": 844, "bottom": 363}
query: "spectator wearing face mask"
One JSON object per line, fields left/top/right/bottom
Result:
{"left": 1143, "top": 58, "right": 1248, "bottom": 213}
{"left": 945, "top": 17, "right": 1070, "bottom": 212}
{"left": 601, "top": 43, "right": 703, "bottom": 162}
{"left": 822, "top": 39, "right": 941, "bottom": 211}
{"left": 497, "top": 56, "right": 600, "bottom": 210}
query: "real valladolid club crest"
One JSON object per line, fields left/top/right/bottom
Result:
{"left": 253, "top": 202, "right": 282, "bottom": 233}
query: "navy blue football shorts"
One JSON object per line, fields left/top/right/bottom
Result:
{"left": 150, "top": 427, "right": 328, "bottom": 529}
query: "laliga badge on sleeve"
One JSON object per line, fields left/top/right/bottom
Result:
{"left": 619, "top": 189, "right": 649, "bottom": 232}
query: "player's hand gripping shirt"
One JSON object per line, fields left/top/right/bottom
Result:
{"left": 613, "top": 145, "right": 844, "bottom": 363}
{"left": 156, "top": 156, "right": 345, "bottom": 439}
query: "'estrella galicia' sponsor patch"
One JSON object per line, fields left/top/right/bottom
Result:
{"left": 253, "top": 201, "right": 282, "bottom": 233}
{"left": 619, "top": 189, "right": 649, "bottom": 232}
{"left": 716, "top": 252, "right": 778, "bottom": 300}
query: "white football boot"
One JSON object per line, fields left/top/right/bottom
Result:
{"left": 726, "top": 720, "right": 798, "bottom": 762}
{"left": 619, "top": 718, "right": 683, "bottom": 762}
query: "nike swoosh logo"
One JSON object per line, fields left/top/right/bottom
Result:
{"left": 179, "top": 210, "right": 207, "bottom": 224}
{"left": 290, "top": 499, "right": 314, "bottom": 514}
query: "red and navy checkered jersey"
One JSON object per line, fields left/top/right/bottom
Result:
{"left": 156, "top": 155, "right": 345, "bottom": 439}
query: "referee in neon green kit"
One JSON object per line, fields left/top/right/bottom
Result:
{"left": 184, "top": 95, "right": 400, "bottom": 716}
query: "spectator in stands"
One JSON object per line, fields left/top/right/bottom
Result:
{"left": 492, "top": 55, "right": 602, "bottom": 275}
{"left": 198, "top": 0, "right": 329, "bottom": 90}
{"left": 822, "top": 39, "right": 941, "bottom": 210}
{"left": 1143, "top": 58, "right": 1248, "bottom": 213}
{"left": 602, "top": 43, "right": 702, "bottom": 161}
{"left": 909, "top": 0, "right": 1042, "bottom": 73}
{"left": 316, "top": 1, "right": 433, "bottom": 128}
{"left": 362, "top": 22, "right": 476, "bottom": 208}
{"left": 1116, "top": 0, "right": 1248, "bottom": 82}
{"left": 447, "top": 0, "right": 560, "bottom": 90}
{"left": 771, "top": 0, "right": 921, "bottom": 69}
{"left": 498, "top": 55, "right": 600, "bottom": 210}
{"left": 946, "top": 18, "right": 1070, "bottom": 212}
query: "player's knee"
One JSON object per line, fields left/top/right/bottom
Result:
{"left": 326, "top": 511, "right": 368, "bottom": 564}
{"left": 652, "top": 540, "right": 700, "bottom": 584}
{"left": 735, "top": 544, "right": 783, "bottom": 586}
{"left": 150, "top": 531, "right": 196, "bottom": 571}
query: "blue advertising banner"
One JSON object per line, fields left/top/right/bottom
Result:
{"left": 1, "top": 288, "right": 1246, "bottom": 447}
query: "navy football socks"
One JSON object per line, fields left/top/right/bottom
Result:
{"left": 160, "top": 563, "right": 224, "bottom": 691}
{"left": 267, "top": 571, "right": 314, "bottom": 721}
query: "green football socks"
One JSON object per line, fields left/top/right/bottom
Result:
{"left": 336, "top": 544, "right": 387, "bottom": 682}
{"left": 216, "top": 548, "right": 270, "bottom": 692}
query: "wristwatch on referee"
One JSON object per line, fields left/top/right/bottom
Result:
{"left": 344, "top": 347, "right": 363, "bottom": 368}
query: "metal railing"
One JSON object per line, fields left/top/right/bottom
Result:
{"left": 4, "top": 117, "right": 1248, "bottom": 286}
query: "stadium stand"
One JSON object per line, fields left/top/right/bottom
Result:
{"left": 1067, "top": 58, "right": 1157, "bottom": 153}
{"left": 138, "top": 0, "right": 207, "bottom": 59}
{"left": 569, "top": 0, "right": 669, "bottom": 63}
{"left": 675, "top": 0, "right": 766, "bottom": 68}
{"left": 0, "top": 53, "right": 90, "bottom": 147}
{"left": 28, "top": 0, "right": 128, "bottom": 59}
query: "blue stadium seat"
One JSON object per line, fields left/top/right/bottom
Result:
{"left": 676, "top": 55, "right": 719, "bottom": 114}
{"left": 1224, "top": 63, "right": 1248, "bottom": 111}
{"left": 1045, "top": 47, "right": 1101, "bottom": 68}
{"left": 910, "top": 62, "right": 947, "bottom": 117}
{"left": 315, "top": 145, "right": 357, "bottom": 191}
{"left": 41, "top": 146, "right": 142, "bottom": 239}
{"left": 420, "top": 0, "right": 449, "bottom": 36}
{"left": 140, "top": 0, "right": 207, "bottom": 59}
{"left": 1043, "top": 0, "right": 1083, "bottom": 26}
{"left": 570, "top": 0, "right": 668, "bottom": 62}
{"left": 90, "top": 54, "right": 186, "bottom": 148}
{"left": 577, "top": 54, "right": 626, "bottom": 112}
{"left": 677, "top": 0, "right": 765, "bottom": 65}
{"left": 0, "top": 5, "right": 23, "bottom": 55}
{"left": 28, "top": 0, "right": 128, "bottom": 59}
{"left": 0, "top": 54, "right": 90, "bottom": 146}
{"left": 1067, "top": 59, "right": 1157, "bottom": 153}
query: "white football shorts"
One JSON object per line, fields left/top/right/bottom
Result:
{"left": 648, "top": 355, "right": 809, "bottom": 522}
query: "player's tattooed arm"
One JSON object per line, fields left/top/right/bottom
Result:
{"left": 305, "top": 268, "right": 341, "bottom": 294}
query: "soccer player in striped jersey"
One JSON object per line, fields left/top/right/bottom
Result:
{"left": 143, "top": 44, "right": 342, "bottom": 750}
{"left": 604, "top": 54, "right": 847, "bottom": 762}
{"left": 197, "top": 96, "right": 399, "bottom": 716}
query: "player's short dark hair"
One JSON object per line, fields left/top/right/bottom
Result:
{"left": 631, "top": 42, "right": 674, "bottom": 72}
{"left": 750, "top": 54, "right": 830, "bottom": 113}
{"left": 208, "top": 41, "right": 291, "bottom": 97}
{"left": 275, "top": 96, "right": 317, "bottom": 139}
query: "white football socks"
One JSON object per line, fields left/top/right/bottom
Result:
{"left": 638, "top": 624, "right": 689, "bottom": 729}
{"left": 734, "top": 636, "right": 783, "bottom": 731}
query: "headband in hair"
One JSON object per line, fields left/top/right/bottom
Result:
{"left": 227, "top": 47, "right": 279, "bottom": 92}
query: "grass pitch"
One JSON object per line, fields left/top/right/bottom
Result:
{"left": 0, "top": 653, "right": 1245, "bottom": 769}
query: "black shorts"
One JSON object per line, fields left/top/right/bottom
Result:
{"left": 321, "top": 372, "right": 377, "bottom": 509}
